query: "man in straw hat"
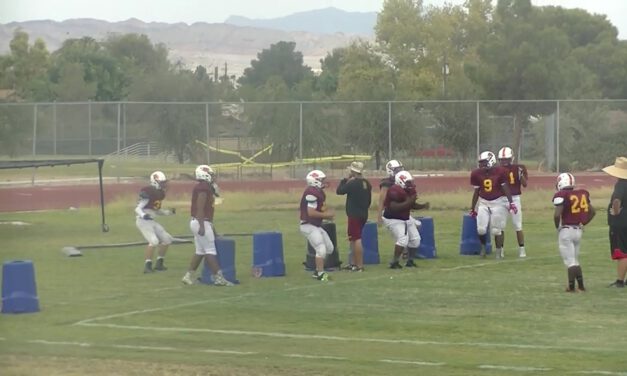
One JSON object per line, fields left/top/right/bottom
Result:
{"left": 602, "top": 157, "right": 627, "bottom": 288}
{"left": 336, "top": 161, "right": 372, "bottom": 272}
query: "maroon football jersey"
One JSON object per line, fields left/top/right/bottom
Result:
{"left": 190, "top": 181, "right": 215, "bottom": 221}
{"left": 470, "top": 166, "right": 508, "bottom": 201}
{"left": 501, "top": 164, "right": 527, "bottom": 195}
{"left": 383, "top": 184, "right": 411, "bottom": 220}
{"left": 553, "top": 189, "right": 592, "bottom": 226}
{"left": 300, "top": 186, "right": 326, "bottom": 227}
{"left": 139, "top": 186, "right": 165, "bottom": 210}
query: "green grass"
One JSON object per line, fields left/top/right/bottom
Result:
{"left": 0, "top": 188, "right": 625, "bottom": 376}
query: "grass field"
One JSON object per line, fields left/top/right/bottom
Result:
{"left": 0, "top": 187, "right": 626, "bottom": 376}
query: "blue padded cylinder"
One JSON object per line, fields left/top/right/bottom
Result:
{"left": 416, "top": 216, "right": 436, "bottom": 258}
{"left": 459, "top": 214, "right": 492, "bottom": 255}
{"left": 2, "top": 260, "right": 40, "bottom": 314}
{"left": 361, "top": 221, "right": 380, "bottom": 264}
{"left": 252, "top": 232, "right": 286, "bottom": 277}
{"left": 201, "top": 237, "right": 239, "bottom": 285}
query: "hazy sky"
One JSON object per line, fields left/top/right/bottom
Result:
{"left": 1, "top": 0, "right": 625, "bottom": 38}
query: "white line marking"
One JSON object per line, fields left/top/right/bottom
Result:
{"left": 74, "top": 293, "right": 255, "bottom": 325}
{"left": 201, "top": 349, "right": 258, "bottom": 355}
{"left": 441, "top": 255, "right": 554, "bottom": 271}
{"left": 479, "top": 365, "right": 552, "bottom": 372}
{"left": 380, "top": 359, "right": 445, "bottom": 366}
{"left": 75, "top": 323, "right": 616, "bottom": 353}
{"left": 112, "top": 344, "right": 177, "bottom": 351}
{"left": 283, "top": 354, "right": 348, "bottom": 360}
{"left": 28, "top": 339, "right": 91, "bottom": 347}
{"left": 575, "top": 371, "right": 627, "bottom": 376}
{"left": 25, "top": 338, "right": 257, "bottom": 356}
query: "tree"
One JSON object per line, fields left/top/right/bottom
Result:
{"left": 51, "top": 37, "right": 129, "bottom": 101}
{"left": 0, "top": 29, "right": 51, "bottom": 99}
{"left": 466, "top": 0, "right": 598, "bottom": 157}
{"left": 238, "top": 41, "right": 313, "bottom": 89}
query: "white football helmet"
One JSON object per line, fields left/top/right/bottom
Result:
{"left": 306, "top": 170, "right": 327, "bottom": 189}
{"left": 478, "top": 151, "right": 496, "bottom": 168}
{"left": 385, "top": 160, "right": 403, "bottom": 177}
{"left": 394, "top": 170, "right": 414, "bottom": 189}
{"left": 149, "top": 171, "right": 167, "bottom": 189}
{"left": 498, "top": 146, "right": 514, "bottom": 162}
{"left": 195, "top": 165, "right": 214, "bottom": 183}
{"left": 556, "top": 172, "right": 575, "bottom": 190}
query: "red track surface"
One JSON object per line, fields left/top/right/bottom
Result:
{"left": 0, "top": 173, "right": 616, "bottom": 212}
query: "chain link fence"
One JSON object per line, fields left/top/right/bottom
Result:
{"left": 1, "top": 100, "right": 626, "bottom": 178}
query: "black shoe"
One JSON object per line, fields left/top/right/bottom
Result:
{"left": 608, "top": 280, "right": 625, "bottom": 288}
{"left": 389, "top": 261, "right": 402, "bottom": 269}
{"left": 405, "top": 259, "right": 418, "bottom": 268}
{"left": 342, "top": 264, "right": 355, "bottom": 271}
{"left": 154, "top": 258, "right": 167, "bottom": 271}
{"left": 143, "top": 261, "right": 154, "bottom": 274}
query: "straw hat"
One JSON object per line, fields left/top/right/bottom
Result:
{"left": 602, "top": 157, "right": 627, "bottom": 179}
{"left": 349, "top": 161, "right": 364, "bottom": 174}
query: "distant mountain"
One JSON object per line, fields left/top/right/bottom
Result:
{"left": 0, "top": 14, "right": 373, "bottom": 76}
{"left": 225, "top": 7, "right": 377, "bottom": 36}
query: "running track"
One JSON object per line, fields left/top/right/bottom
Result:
{"left": 0, "top": 173, "right": 616, "bottom": 212}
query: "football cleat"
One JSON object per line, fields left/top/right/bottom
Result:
{"left": 213, "top": 275, "right": 234, "bottom": 286}
{"left": 389, "top": 261, "right": 403, "bottom": 269}
{"left": 143, "top": 261, "right": 154, "bottom": 274}
{"left": 404, "top": 259, "right": 418, "bottom": 268}
{"left": 564, "top": 287, "right": 576, "bottom": 293}
{"left": 181, "top": 273, "right": 194, "bottom": 285}
{"left": 519, "top": 249, "right": 527, "bottom": 258}
{"left": 154, "top": 258, "right": 167, "bottom": 271}
{"left": 608, "top": 280, "right": 625, "bottom": 288}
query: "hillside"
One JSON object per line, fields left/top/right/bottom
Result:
{"left": 0, "top": 8, "right": 376, "bottom": 76}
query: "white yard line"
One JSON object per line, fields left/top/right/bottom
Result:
{"left": 283, "top": 354, "right": 348, "bottom": 360}
{"left": 74, "top": 322, "right": 617, "bottom": 353}
{"left": 479, "top": 364, "right": 552, "bottom": 372}
{"left": 28, "top": 339, "right": 91, "bottom": 347}
{"left": 380, "top": 359, "right": 445, "bottom": 366}
{"left": 18, "top": 337, "right": 626, "bottom": 375}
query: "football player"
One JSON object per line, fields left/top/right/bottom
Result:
{"left": 135, "top": 171, "right": 173, "bottom": 273}
{"left": 382, "top": 170, "right": 429, "bottom": 269}
{"left": 300, "top": 170, "right": 335, "bottom": 281}
{"left": 553, "top": 173, "right": 596, "bottom": 292}
{"left": 181, "top": 165, "right": 233, "bottom": 286}
{"left": 377, "top": 160, "right": 404, "bottom": 226}
{"left": 498, "top": 146, "right": 528, "bottom": 258}
{"left": 469, "top": 151, "right": 517, "bottom": 259}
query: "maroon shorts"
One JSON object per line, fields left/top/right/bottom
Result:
{"left": 610, "top": 226, "right": 627, "bottom": 260}
{"left": 347, "top": 217, "right": 367, "bottom": 241}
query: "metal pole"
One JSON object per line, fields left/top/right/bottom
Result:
{"left": 32, "top": 104, "right": 37, "bottom": 156}
{"left": 123, "top": 102, "right": 127, "bottom": 150}
{"left": 299, "top": 102, "right": 303, "bottom": 161}
{"left": 556, "top": 100, "right": 560, "bottom": 172}
{"left": 388, "top": 101, "right": 392, "bottom": 159}
{"left": 116, "top": 102, "right": 121, "bottom": 154}
{"left": 476, "top": 101, "right": 480, "bottom": 158}
{"left": 205, "top": 103, "right": 210, "bottom": 163}
{"left": 88, "top": 101, "right": 92, "bottom": 156}
{"left": 53, "top": 101, "right": 57, "bottom": 155}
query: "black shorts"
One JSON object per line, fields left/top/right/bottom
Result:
{"left": 609, "top": 226, "right": 627, "bottom": 260}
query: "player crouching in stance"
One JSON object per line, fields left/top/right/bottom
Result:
{"left": 383, "top": 171, "right": 429, "bottom": 269}
{"left": 182, "top": 165, "right": 233, "bottom": 286}
{"left": 469, "top": 151, "right": 517, "bottom": 259}
{"left": 135, "top": 171, "right": 174, "bottom": 273}
{"left": 300, "top": 170, "right": 335, "bottom": 281}
{"left": 553, "top": 173, "right": 596, "bottom": 292}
